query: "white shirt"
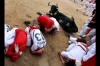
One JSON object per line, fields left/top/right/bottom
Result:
{"left": 61, "top": 42, "right": 87, "bottom": 62}
{"left": 30, "top": 29, "right": 46, "bottom": 51}
{"left": 25, "top": 27, "right": 32, "bottom": 46}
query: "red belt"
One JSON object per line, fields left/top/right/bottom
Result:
{"left": 77, "top": 45, "right": 87, "bottom": 52}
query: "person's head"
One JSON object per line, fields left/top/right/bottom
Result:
{"left": 65, "top": 59, "right": 76, "bottom": 66}
{"left": 46, "top": 13, "right": 52, "bottom": 17}
{"left": 77, "top": 37, "right": 86, "bottom": 44}
{"left": 49, "top": 27, "right": 58, "bottom": 34}
{"left": 79, "top": 38, "right": 86, "bottom": 43}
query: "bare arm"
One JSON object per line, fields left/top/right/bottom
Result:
{"left": 58, "top": 52, "right": 65, "bottom": 64}
{"left": 30, "top": 48, "right": 43, "bottom": 54}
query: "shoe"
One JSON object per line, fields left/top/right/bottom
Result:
{"left": 5, "top": 24, "right": 10, "bottom": 32}
{"left": 6, "top": 24, "right": 10, "bottom": 28}
{"left": 68, "top": 41, "right": 71, "bottom": 44}
{"left": 83, "top": 12, "right": 86, "bottom": 15}
{"left": 37, "top": 12, "right": 43, "bottom": 16}
{"left": 23, "top": 21, "right": 31, "bottom": 26}
{"left": 76, "top": 9, "right": 78, "bottom": 11}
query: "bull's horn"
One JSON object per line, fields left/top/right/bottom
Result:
{"left": 71, "top": 17, "right": 74, "bottom": 21}
{"left": 56, "top": 4, "right": 58, "bottom": 8}
{"left": 48, "top": 2, "right": 52, "bottom": 6}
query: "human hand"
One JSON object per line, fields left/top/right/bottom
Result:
{"left": 14, "top": 43, "right": 19, "bottom": 53}
{"left": 19, "top": 51, "right": 23, "bottom": 55}
{"left": 62, "top": 60, "right": 65, "bottom": 64}
{"left": 4, "top": 46, "right": 9, "bottom": 54}
{"left": 37, "top": 48, "right": 43, "bottom": 53}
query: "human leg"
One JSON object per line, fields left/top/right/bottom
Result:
{"left": 86, "top": 28, "right": 96, "bottom": 36}
{"left": 81, "top": 0, "right": 86, "bottom": 5}
{"left": 88, "top": 35, "right": 96, "bottom": 45}
{"left": 82, "top": 22, "right": 89, "bottom": 29}
{"left": 79, "top": 26, "right": 90, "bottom": 36}
{"left": 77, "top": 6, "right": 86, "bottom": 11}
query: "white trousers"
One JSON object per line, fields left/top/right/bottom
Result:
{"left": 79, "top": 26, "right": 96, "bottom": 36}
{"left": 5, "top": 27, "right": 18, "bottom": 47}
{"left": 88, "top": 35, "right": 96, "bottom": 45}
{"left": 77, "top": 6, "right": 86, "bottom": 10}
{"left": 84, "top": 8, "right": 93, "bottom": 16}
{"left": 82, "top": 22, "right": 89, "bottom": 29}
{"left": 83, "top": 42, "right": 96, "bottom": 61}
{"left": 79, "top": 26, "right": 90, "bottom": 36}
{"left": 86, "top": 28, "right": 96, "bottom": 36}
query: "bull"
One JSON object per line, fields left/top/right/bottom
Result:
{"left": 48, "top": 2, "right": 78, "bottom": 33}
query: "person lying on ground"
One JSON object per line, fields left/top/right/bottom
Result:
{"left": 81, "top": 42, "right": 96, "bottom": 66}
{"left": 4, "top": 24, "right": 16, "bottom": 54}
{"left": 32, "top": 12, "right": 59, "bottom": 34}
{"left": 58, "top": 38, "right": 88, "bottom": 66}
{"left": 24, "top": 21, "right": 46, "bottom": 55}
{"left": 5, "top": 25, "right": 27, "bottom": 62}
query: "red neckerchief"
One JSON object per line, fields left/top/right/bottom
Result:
{"left": 28, "top": 25, "right": 39, "bottom": 32}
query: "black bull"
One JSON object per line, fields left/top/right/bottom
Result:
{"left": 48, "top": 2, "right": 78, "bottom": 33}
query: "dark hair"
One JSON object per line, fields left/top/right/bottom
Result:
{"left": 37, "top": 12, "right": 43, "bottom": 16}
{"left": 46, "top": 13, "right": 52, "bottom": 17}
{"left": 65, "top": 60, "right": 76, "bottom": 66}
{"left": 79, "top": 38, "right": 86, "bottom": 44}
{"left": 49, "top": 28, "right": 57, "bottom": 34}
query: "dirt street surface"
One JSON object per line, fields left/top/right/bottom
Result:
{"left": 5, "top": 0, "right": 90, "bottom": 66}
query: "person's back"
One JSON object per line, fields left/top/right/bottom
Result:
{"left": 67, "top": 42, "right": 87, "bottom": 62}
{"left": 30, "top": 29, "right": 46, "bottom": 51}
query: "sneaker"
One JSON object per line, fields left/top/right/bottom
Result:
{"left": 77, "top": 33, "right": 80, "bottom": 36}
{"left": 68, "top": 41, "right": 71, "bottom": 44}
{"left": 37, "top": 12, "right": 43, "bottom": 16}
{"left": 6, "top": 24, "right": 10, "bottom": 28}
{"left": 23, "top": 21, "right": 31, "bottom": 26}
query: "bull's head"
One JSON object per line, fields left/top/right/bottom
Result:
{"left": 48, "top": 2, "right": 58, "bottom": 16}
